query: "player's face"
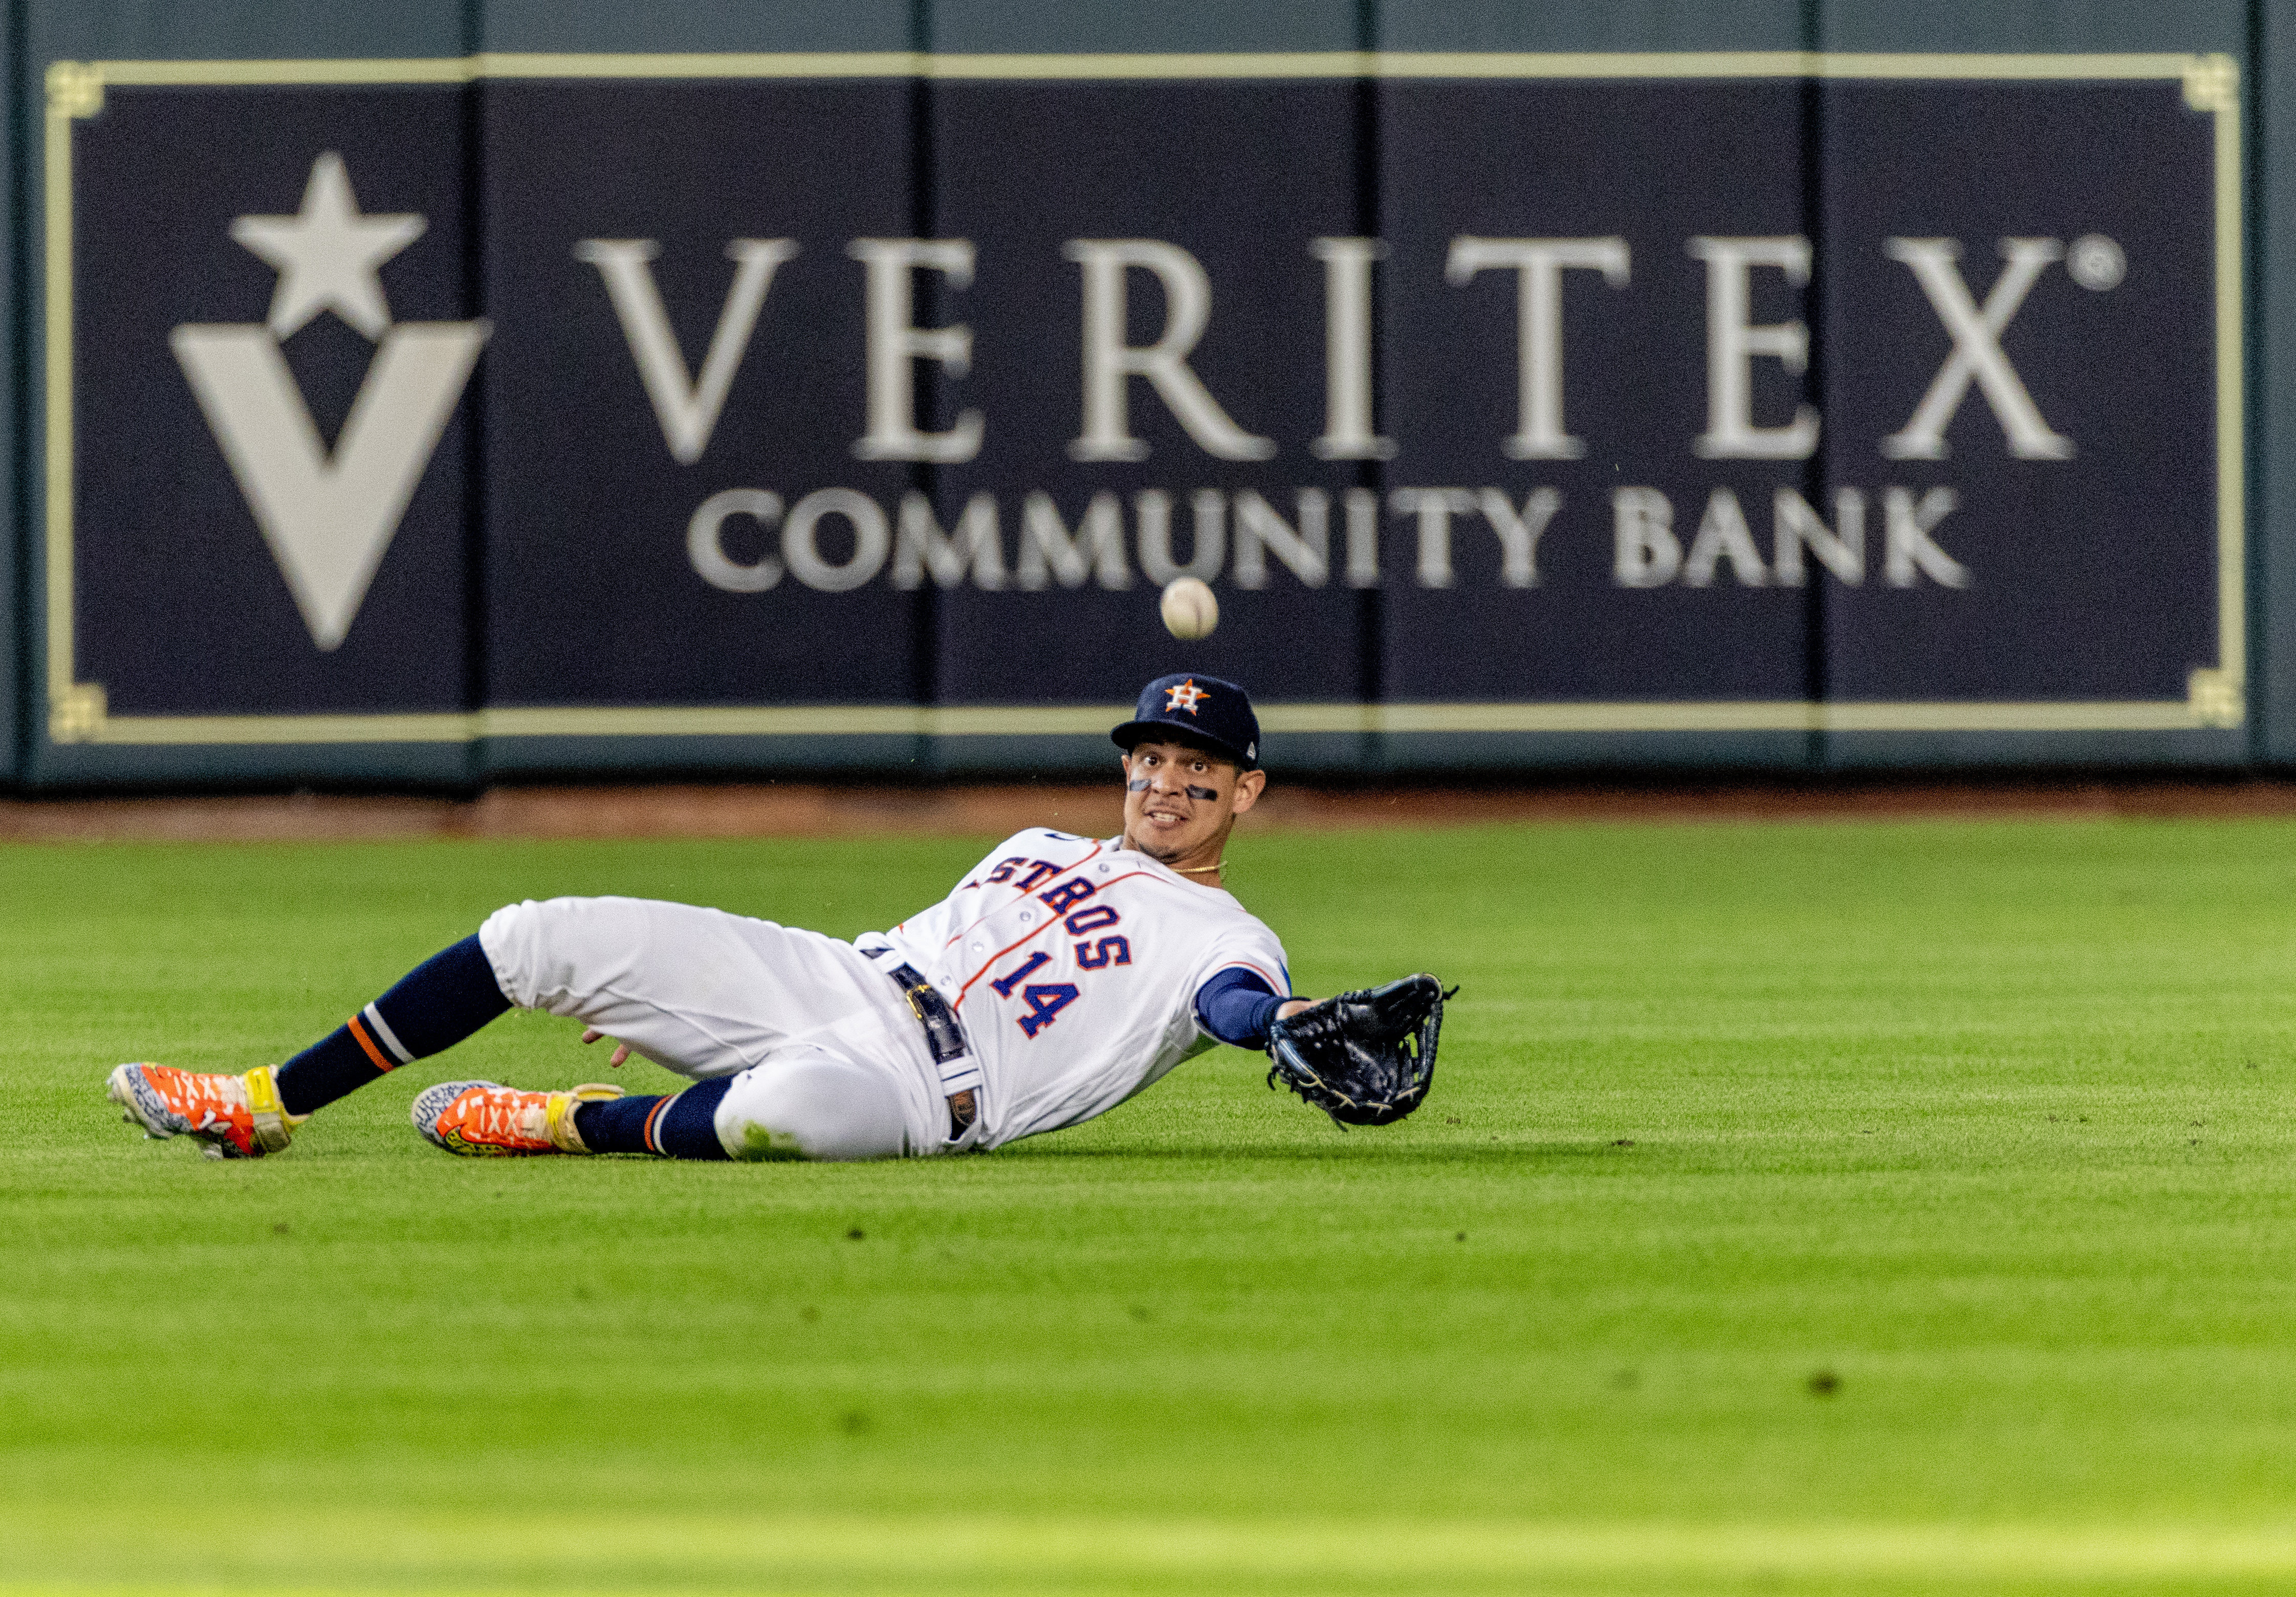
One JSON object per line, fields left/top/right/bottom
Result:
{"left": 1120, "top": 739, "right": 1266, "bottom": 866}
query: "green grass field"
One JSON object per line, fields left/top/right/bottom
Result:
{"left": 8, "top": 816, "right": 2296, "bottom": 1595}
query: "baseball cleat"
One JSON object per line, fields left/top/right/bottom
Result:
{"left": 411, "top": 1080, "right": 622, "bottom": 1156}
{"left": 106, "top": 1062, "right": 303, "bottom": 1160}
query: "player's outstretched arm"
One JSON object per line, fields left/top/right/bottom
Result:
{"left": 1194, "top": 968, "right": 1308, "bottom": 1049}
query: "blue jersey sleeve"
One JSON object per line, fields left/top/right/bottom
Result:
{"left": 1194, "top": 966, "right": 1285, "bottom": 1048}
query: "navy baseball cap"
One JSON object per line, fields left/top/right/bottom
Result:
{"left": 1111, "top": 674, "right": 1261, "bottom": 770}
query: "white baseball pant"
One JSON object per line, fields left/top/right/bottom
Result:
{"left": 477, "top": 896, "right": 945, "bottom": 1160}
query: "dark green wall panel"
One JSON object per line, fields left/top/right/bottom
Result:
{"left": 1376, "top": 1, "right": 1802, "bottom": 52}
{"left": 1, "top": 0, "right": 19, "bottom": 783}
{"left": 1823, "top": 728, "right": 2248, "bottom": 769}
{"left": 484, "top": 733, "right": 928, "bottom": 782}
{"left": 2260, "top": 0, "right": 2296, "bottom": 763}
{"left": 1815, "top": 0, "right": 2245, "bottom": 53}
{"left": 478, "top": 1, "right": 909, "bottom": 55}
{"left": 928, "top": 1, "right": 1358, "bottom": 53}
{"left": 1375, "top": 732, "right": 1815, "bottom": 772}
{"left": 31, "top": 739, "right": 475, "bottom": 792}
{"left": 27, "top": 1, "right": 464, "bottom": 60}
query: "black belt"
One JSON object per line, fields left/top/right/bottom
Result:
{"left": 883, "top": 960, "right": 979, "bottom": 1139}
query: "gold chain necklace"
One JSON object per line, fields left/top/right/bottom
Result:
{"left": 1116, "top": 837, "right": 1224, "bottom": 877}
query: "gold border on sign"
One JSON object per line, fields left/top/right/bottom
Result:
{"left": 41, "top": 52, "right": 2247, "bottom": 746}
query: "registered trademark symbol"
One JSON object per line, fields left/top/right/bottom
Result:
{"left": 2067, "top": 234, "right": 2125, "bottom": 291}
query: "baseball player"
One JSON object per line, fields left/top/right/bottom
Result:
{"left": 105, "top": 675, "right": 1328, "bottom": 1163}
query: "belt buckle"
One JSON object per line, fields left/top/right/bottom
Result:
{"left": 882, "top": 961, "right": 979, "bottom": 1144}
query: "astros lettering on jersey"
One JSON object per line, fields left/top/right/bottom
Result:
{"left": 862, "top": 827, "right": 1291, "bottom": 1150}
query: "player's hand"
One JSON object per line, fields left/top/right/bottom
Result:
{"left": 580, "top": 1027, "right": 631, "bottom": 1067}
{"left": 1276, "top": 999, "right": 1313, "bottom": 1020}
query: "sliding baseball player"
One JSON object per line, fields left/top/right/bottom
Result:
{"left": 108, "top": 674, "right": 1445, "bottom": 1163}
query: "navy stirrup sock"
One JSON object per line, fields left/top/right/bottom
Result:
{"left": 274, "top": 935, "right": 513, "bottom": 1117}
{"left": 574, "top": 1078, "right": 733, "bottom": 1160}
{"left": 272, "top": 928, "right": 730, "bottom": 1158}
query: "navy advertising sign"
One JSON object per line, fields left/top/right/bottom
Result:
{"left": 37, "top": 53, "right": 2243, "bottom": 769}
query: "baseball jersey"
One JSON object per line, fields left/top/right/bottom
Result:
{"left": 860, "top": 828, "right": 1291, "bottom": 1150}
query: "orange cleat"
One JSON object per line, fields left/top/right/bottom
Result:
{"left": 106, "top": 1063, "right": 303, "bottom": 1160}
{"left": 411, "top": 1080, "right": 621, "bottom": 1156}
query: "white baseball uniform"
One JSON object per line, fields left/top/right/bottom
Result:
{"left": 478, "top": 828, "right": 1291, "bottom": 1159}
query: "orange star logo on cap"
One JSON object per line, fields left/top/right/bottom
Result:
{"left": 1164, "top": 679, "right": 1209, "bottom": 715}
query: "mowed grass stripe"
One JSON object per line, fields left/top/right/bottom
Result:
{"left": 5, "top": 819, "right": 2296, "bottom": 1594}
{"left": 13, "top": 1515, "right": 2296, "bottom": 1592}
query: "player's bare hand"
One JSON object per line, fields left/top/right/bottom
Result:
{"left": 1277, "top": 999, "right": 1314, "bottom": 1020}
{"left": 580, "top": 1027, "right": 631, "bottom": 1067}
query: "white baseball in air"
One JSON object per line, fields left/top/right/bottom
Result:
{"left": 1160, "top": 577, "right": 1219, "bottom": 640}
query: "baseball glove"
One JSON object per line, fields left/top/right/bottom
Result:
{"left": 1265, "top": 974, "right": 1453, "bottom": 1128}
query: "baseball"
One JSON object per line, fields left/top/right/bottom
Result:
{"left": 1160, "top": 577, "right": 1219, "bottom": 640}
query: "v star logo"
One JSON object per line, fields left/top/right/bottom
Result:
{"left": 172, "top": 152, "right": 489, "bottom": 650}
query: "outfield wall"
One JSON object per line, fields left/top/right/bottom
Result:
{"left": 0, "top": 0, "right": 2283, "bottom": 787}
